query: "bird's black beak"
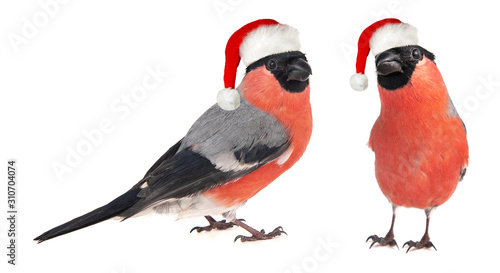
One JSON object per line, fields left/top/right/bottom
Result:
{"left": 287, "top": 58, "right": 312, "bottom": 82}
{"left": 376, "top": 51, "right": 403, "bottom": 76}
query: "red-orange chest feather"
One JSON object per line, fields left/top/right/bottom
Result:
{"left": 369, "top": 59, "right": 468, "bottom": 208}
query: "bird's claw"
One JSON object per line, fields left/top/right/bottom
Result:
{"left": 366, "top": 234, "right": 399, "bottom": 249}
{"left": 402, "top": 240, "right": 437, "bottom": 253}
{"left": 190, "top": 219, "right": 244, "bottom": 233}
{"left": 234, "top": 226, "right": 287, "bottom": 242}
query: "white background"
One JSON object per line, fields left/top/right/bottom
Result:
{"left": 2, "top": 1, "right": 499, "bottom": 272}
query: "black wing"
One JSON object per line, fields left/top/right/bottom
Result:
{"left": 120, "top": 140, "right": 289, "bottom": 219}
{"left": 143, "top": 138, "right": 183, "bottom": 179}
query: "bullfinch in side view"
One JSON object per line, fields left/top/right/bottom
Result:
{"left": 350, "top": 18, "right": 468, "bottom": 252}
{"left": 35, "top": 19, "right": 313, "bottom": 243}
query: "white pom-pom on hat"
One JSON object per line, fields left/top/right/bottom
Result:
{"left": 217, "top": 88, "right": 240, "bottom": 111}
{"left": 350, "top": 73, "right": 368, "bottom": 91}
{"left": 217, "top": 19, "right": 301, "bottom": 110}
{"left": 350, "top": 18, "right": 419, "bottom": 91}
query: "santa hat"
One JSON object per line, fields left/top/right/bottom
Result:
{"left": 217, "top": 19, "right": 301, "bottom": 110}
{"left": 350, "top": 18, "right": 418, "bottom": 91}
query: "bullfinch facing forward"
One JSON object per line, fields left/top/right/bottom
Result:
{"left": 351, "top": 18, "right": 468, "bottom": 252}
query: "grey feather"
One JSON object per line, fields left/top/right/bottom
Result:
{"left": 447, "top": 95, "right": 459, "bottom": 118}
{"left": 180, "top": 95, "right": 289, "bottom": 168}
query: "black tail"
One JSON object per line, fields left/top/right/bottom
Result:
{"left": 34, "top": 188, "right": 141, "bottom": 243}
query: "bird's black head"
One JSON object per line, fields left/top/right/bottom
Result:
{"left": 376, "top": 45, "right": 435, "bottom": 90}
{"left": 246, "top": 51, "right": 312, "bottom": 93}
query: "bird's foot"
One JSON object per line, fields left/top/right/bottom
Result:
{"left": 234, "top": 226, "right": 287, "bottom": 242}
{"left": 190, "top": 219, "right": 244, "bottom": 233}
{"left": 366, "top": 234, "right": 399, "bottom": 249}
{"left": 403, "top": 240, "right": 437, "bottom": 253}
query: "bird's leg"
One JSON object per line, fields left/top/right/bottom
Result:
{"left": 367, "top": 204, "right": 399, "bottom": 249}
{"left": 190, "top": 215, "right": 241, "bottom": 233}
{"left": 403, "top": 207, "right": 437, "bottom": 253}
{"left": 232, "top": 219, "right": 287, "bottom": 242}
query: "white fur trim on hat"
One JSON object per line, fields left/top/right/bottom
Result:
{"left": 239, "top": 24, "right": 301, "bottom": 66}
{"left": 369, "top": 23, "right": 418, "bottom": 56}
{"left": 350, "top": 73, "right": 368, "bottom": 91}
{"left": 217, "top": 88, "right": 240, "bottom": 110}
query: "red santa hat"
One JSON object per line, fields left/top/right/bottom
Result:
{"left": 350, "top": 18, "right": 418, "bottom": 91}
{"left": 217, "top": 19, "right": 301, "bottom": 110}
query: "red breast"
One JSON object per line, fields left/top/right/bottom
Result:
{"left": 369, "top": 57, "right": 468, "bottom": 209}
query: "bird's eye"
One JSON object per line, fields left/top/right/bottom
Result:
{"left": 267, "top": 59, "right": 277, "bottom": 70}
{"left": 412, "top": 48, "right": 422, "bottom": 60}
